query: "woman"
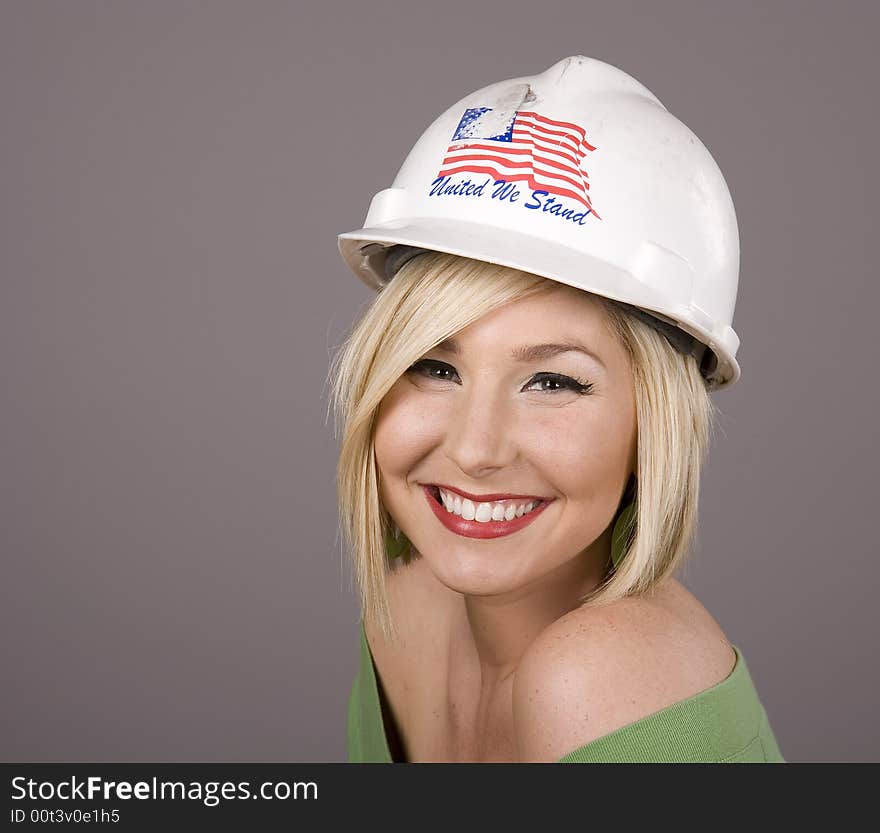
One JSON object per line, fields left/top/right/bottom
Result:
{"left": 331, "top": 56, "right": 785, "bottom": 763}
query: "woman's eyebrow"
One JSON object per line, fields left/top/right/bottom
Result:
{"left": 433, "top": 337, "right": 606, "bottom": 369}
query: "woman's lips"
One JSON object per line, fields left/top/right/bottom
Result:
{"left": 421, "top": 485, "right": 552, "bottom": 540}
{"left": 431, "top": 483, "right": 551, "bottom": 502}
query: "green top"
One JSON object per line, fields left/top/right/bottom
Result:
{"left": 346, "top": 620, "right": 785, "bottom": 763}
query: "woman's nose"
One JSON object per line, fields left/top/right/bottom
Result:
{"left": 441, "top": 385, "right": 517, "bottom": 477}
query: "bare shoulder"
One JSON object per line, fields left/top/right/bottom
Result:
{"left": 511, "top": 578, "right": 737, "bottom": 762}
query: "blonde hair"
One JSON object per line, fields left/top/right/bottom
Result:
{"left": 328, "top": 252, "right": 719, "bottom": 644}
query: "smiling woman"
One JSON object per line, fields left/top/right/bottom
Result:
{"left": 370, "top": 259, "right": 640, "bottom": 610}
{"left": 329, "top": 55, "right": 785, "bottom": 763}
{"left": 329, "top": 251, "right": 782, "bottom": 762}
{"left": 331, "top": 250, "right": 711, "bottom": 639}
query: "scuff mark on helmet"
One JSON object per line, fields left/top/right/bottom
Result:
{"left": 458, "top": 83, "right": 538, "bottom": 138}
{"left": 559, "top": 57, "right": 573, "bottom": 82}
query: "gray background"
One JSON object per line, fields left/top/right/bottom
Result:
{"left": 2, "top": 1, "right": 876, "bottom": 763}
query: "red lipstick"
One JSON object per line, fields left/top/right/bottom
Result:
{"left": 421, "top": 485, "right": 552, "bottom": 540}
{"left": 429, "top": 483, "right": 551, "bottom": 502}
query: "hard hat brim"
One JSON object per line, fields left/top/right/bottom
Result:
{"left": 337, "top": 218, "right": 740, "bottom": 390}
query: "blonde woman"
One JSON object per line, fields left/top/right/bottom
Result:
{"left": 330, "top": 56, "right": 785, "bottom": 763}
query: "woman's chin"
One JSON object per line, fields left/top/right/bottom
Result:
{"left": 419, "top": 548, "right": 529, "bottom": 597}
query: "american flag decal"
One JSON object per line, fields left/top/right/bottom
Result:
{"left": 437, "top": 107, "right": 601, "bottom": 219}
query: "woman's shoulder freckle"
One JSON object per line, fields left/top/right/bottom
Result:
{"left": 509, "top": 583, "right": 738, "bottom": 759}
{"left": 515, "top": 579, "right": 736, "bottom": 710}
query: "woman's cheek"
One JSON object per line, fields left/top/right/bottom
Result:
{"left": 375, "top": 390, "right": 445, "bottom": 470}
{"left": 525, "top": 409, "right": 596, "bottom": 460}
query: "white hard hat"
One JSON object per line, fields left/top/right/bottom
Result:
{"left": 338, "top": 55, "right": 741, "bottom": 390}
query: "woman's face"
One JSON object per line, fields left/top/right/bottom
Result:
{"left": 374, "top": 284, "right": 638, "bottom": 598}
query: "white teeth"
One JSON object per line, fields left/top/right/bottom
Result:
{"left": 475, "top": 502, "right": 493, "bottom": 522}
{"left": 436, "top": 488, "right": 541, "bottom": 523}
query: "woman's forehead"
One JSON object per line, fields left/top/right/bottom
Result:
{"left": 440, "top": 285, "right": 612, "bottom": 348}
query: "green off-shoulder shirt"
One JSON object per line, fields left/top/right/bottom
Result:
{"left": 346, "top": 620, "right": 785, "bottom": 763}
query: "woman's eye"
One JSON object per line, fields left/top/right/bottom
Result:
{"left": 524, "top": 373, "right": 594, "bottom": 395}
{"left": 406, "top": 361, "right": 592, "bottom": 395}
{"left": 405, "top": 359, "right": 459, "bottom": 382}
